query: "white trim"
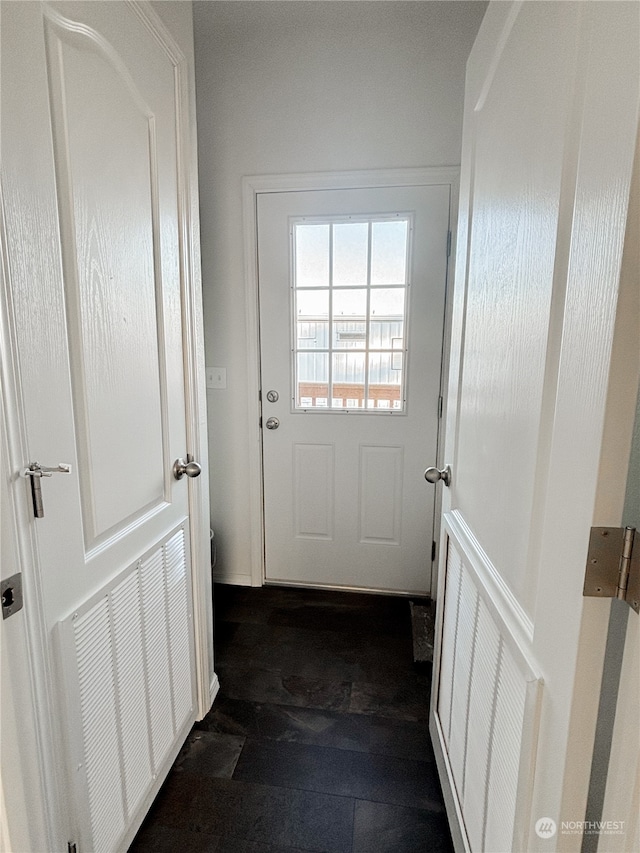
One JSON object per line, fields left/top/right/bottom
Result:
{"left": 445, "top": 509, "right": 535, "bottom": 647}
{"left": 213, "top": 570, "right": 253, "bottom": 587}
{"left": 242, "top": 166, "right": 460, "bottom": 589}
{"left": 1, "top": 188, "right": 68, "bottom": 849}
{"left": 209, "top": 672, "right": 220, "bottom": 706}
{"left": 264, "top": 579, "right": 435, "bottom": 598}
{"left": 429, "top": 713, "right": 472, "bottom": 853}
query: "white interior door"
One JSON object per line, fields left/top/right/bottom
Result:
{"left": 258, "top": 185, "right": 450, "bottom": 594}
{"left": 2, "top": 3, "right": 207, "bottom": 850}
{"left": 430, "top": 3, "right": 639, "bottom": 852}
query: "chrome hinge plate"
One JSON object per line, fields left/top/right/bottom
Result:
{"left": 446, "top": 230, "right": 452, "bottom": 258}
{"left": 583, "top": 527, "right": 639, "bottom": 614}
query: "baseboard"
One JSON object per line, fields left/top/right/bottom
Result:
{"left": 209, "top": 672, "right": 220, "bottom": 706}
{"left": 212, "top": 571, "right": 253, "bottom": 587}
{"left": 264, "top": 578, "right": 430, "bottom": 598}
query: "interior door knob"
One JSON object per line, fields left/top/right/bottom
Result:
{"left": 173, "top": 458, "right": 202, "bottom": 480}
{"left": 265, "top": 417, "right": 280, "bottom": 430}
{"left": 424, "top": 464, "right": 451, "bottom": 487}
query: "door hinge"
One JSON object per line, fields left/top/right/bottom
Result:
{"left": 583, "top": 526, "right": 639, "bottom": 614}
{"left": 68, "top": 843, "right": 78, "bottom": 853}
{"left": 438, "top": 396, "right": 443, "bottom": 419}
{"left": 20, "top": 461, "right": 71, "bottom": 518}
{"left": 446, "top": 230, "right": 452, "bottom": 258}
{"left": 431, "top": 541, "right": 437, "bottom": 563}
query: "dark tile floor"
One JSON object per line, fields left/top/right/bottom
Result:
{"left": 129, "top": 584, "right": 453, "bottom": 853}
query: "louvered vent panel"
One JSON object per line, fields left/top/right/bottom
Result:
{"left": 484, "top": 642, "right": 528, "bottom": 852}
{"left": 59, "top": 526, "right": 195, "bottom": 853}
{"left": 165, "top": 530, "right": 193, "bottom": 731}
{"left": 140, "top": 548, "right": 175, "bottom": 767}
{"left": 437, "top": 543, "right": 462, "bottom": 744}
{"left": 111, "top": 571, "right": 153, "bottom": 816}
{"left": 463, "top": 598, "right": 501, "bottom": 850}
{"left": 73, "top": 598, "right": 126, "bottom": 853}
{"left": 447, "top": 566, "right": 478, "bottom": 794}
{"left": 437, "top": 535, "right": 541, "bottom": 853}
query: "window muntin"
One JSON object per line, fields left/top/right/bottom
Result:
{"left": 292, "top": 215, "right": 410, "bottom": 412}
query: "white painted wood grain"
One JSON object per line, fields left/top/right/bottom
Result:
{"left": 259, "top": 184, "right": 450, "bottom": 594}
{"left": 2, "top": 2, "right": 211, "bottom": 848}
{"left": 430, "top": 2, "right": 640, "bottom": 851}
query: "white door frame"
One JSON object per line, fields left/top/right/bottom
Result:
{"left": 0, "top": 3, "right": 214, "bottom": 849}
{"left": 242, "top": 167, "right": 460, "bottom": 589}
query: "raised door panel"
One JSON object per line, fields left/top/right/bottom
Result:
{"left": 293, "top": 443, "right": 335, "bottom": 540}
{"left": 454, "top": 3, "right": 577, "bottom": 615}
{"left": 42, "top": 5, "right": 186, "bottom": 562}
{"left": 358, "top": 445, "right": 403, "bottom": 545}
{"left": 45, "top": 18, "right": 166, "bottom": 546}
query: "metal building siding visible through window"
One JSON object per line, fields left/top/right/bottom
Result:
{"left": 291, "top": 215, "right": 411, "bottom": 412}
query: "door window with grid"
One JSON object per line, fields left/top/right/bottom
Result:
{"left": 292, "top": 215, "right": 411, "bottom": 412}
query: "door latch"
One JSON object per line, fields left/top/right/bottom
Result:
{"left": 583, "top": 526, "right": 639, "bottom": 614}
{"left": 1, "top": 573, "right": 23, "bottom": 620}
{"left": 20, "top": 462, "right": 71, "bottom": 518}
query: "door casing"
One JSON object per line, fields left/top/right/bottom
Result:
{"left": 241, "top": 167, "right": 460, "bottom": 588}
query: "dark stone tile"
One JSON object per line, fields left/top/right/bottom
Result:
{"left": 175, "top": 731, "right": 245, "bottom": 779}
{"left": 141, "top": 771, "right": 213, "bottom": 831}
{"left": 195, "top": 697, "right": 261, "bottom": 738}
{"left": 368, "top": 717, "right": 435, "bottom": 762}
{"left": 214, "top": 781, "right": 354, "bottom": 853}
{"left": 216, "top": 621, "right": 415, "bottom": 685}
{"left": 139, "top": 586, "right": 443, "bottom": 852}
{"left": 233, "top": 739, "right": 445, "bottom": 811}
{"left": 254, "top": 703, "right": 372, "bottom": 753}
{"left": 147, "top": 775, "right": 239, "bottom": 836}
{"left": 129, "top": 822, "right": 220, "bottom": 852}
{"left": 199, "top": 698, "right": 434, "bottom": 762}
{"left": 214, "top": 839, "right": 307, "bottom": 853}
{"left": 280, "top": 674, "right": 352, "bottom": 710}
{"left": 349, "top": 679, "right": 430, "bottom": 722}
{"left": 214, "top": 619, "right": 241, "bottom": 649}
{"left": 216, "top": 603, "right": 272, "bottom": 625}
{"left": 266, "top": 592, "right": 410, "bottom": 638}
{"left": 353, "top": 800, "right": 454, "bottom": 853}
{"left": 217, "top": 666, "right": 351, "bottom": 712}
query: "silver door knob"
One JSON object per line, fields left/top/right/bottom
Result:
{"left": 173, "top": 458, "right": 202, "bottom": 480}
{"left": 424, "top": 464, "right": 451, "bottom": 487}
{"left": 265, "top": 417, "right": 280, "bottom": 430}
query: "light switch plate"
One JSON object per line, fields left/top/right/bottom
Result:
{"left": 206, "top": 367, "right": 227, "bottom": 389}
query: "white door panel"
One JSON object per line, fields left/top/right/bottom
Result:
{"left": 431, "top": 2, "right": 640, "bottom": 851}
{"left": 44, "top": 3, "right": 185, "bottom": 555}
{"left": 2, "top": 3, "right": 202, "bottom": 850}
{"left": 258, "top": 186, "right": 450, "bottom": 594}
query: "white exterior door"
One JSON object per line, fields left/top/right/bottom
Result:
{"left": 258, "top": 184, "right": 451, "bottom": 594}
{"left": 1, "top": 3, "right": 210, "bottom": 851}
{"left": 430, "top": 3, "right": 639, "bottom": 852}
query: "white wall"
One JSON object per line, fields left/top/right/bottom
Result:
{"left": 193, "top": 1, "right": 487, "bottom": 584}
